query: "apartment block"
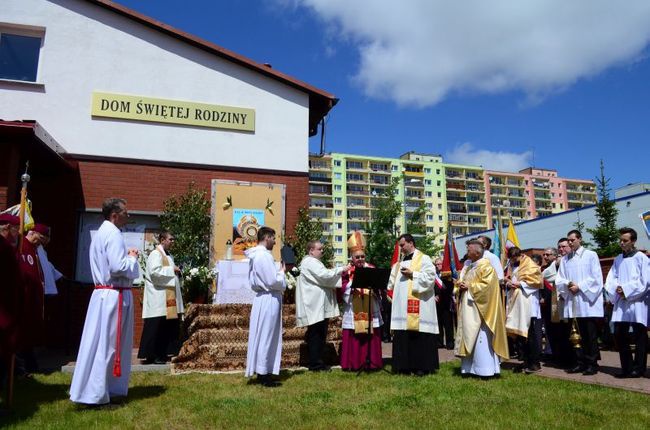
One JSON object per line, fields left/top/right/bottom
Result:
{"left": 442, "top": 163, "right": 490, "bottom": 236}
{"left": 309, "top": 152, "right": 447, "bottom": 265}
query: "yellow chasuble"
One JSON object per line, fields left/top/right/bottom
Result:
{"left": 456, "top": 258, "right": 509, "bottom": 360}
{"left": 350, "top": 265, "right": 373, "bottom": 334}
{"left": 505, "top": 255, "right": 542, "bottom": 337}
{"left": 403, "top": 252, "right": 424, "bottom": 331}
{"left": 158, "top": 249, "right": 179, "bottom": 320}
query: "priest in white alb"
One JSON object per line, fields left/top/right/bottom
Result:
{"left": 388, "top": 234, "right": 439, "bottom": 375}
{"left": 296, "top": 240, "right": 345, "bottom": 371}
{"left": 455, "top": 239, "right": 509, "bottom": 377}
{"left": 604, "top": 227, "right": 649, "bottom": 378}
{"left": 244, "top": 227, "right": 286, "bottom": 387}
{"left": 137, "top": 230, "right": 184, "bottom": 364}
{"left": 70, "top": 198, "right": 139, "bottom": 405}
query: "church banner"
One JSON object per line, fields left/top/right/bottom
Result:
{"left": 91, "top": 91, "right": 255, "bottom": 132}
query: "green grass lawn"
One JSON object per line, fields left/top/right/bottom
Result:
{"left": 1, "top": 363, "right": 648, "bottom": 429}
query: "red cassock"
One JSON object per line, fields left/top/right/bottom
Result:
{"left": 18, "top": 238, "right": 45, "bottom": 348}
{"left": 0, "top": 235, "right": 22, "bottom": 358}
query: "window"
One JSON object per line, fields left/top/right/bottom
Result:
{"left": 425, "top": 179, "right": 432, "bottom": 185}
{"left": 334, "top": 160, "right": 341, "bottom": 166}
{"left": 391, "top": 165, "right": 398, "bottom": 171}
{"left": 438, "top": 215, "right": 443, "bottom": 221}
{"left": 335, "top": 235, "right": 343, "bottom": 242}
{"left": 335, "top": 210, "right": 342, "bottom": 217}
{"left": 424, "top": 168, "right": 431, "bottom": 174}
{"left": 439, "top": 227, "right": 444, "bottom": 233}
{"left": 334, "top": 172, "right": 342, "bottom": 179}
{"left": 335, "top": 222, "right": 342, "bottom": 229}
{"left": 334, "top": 185, "right": 342, "bottom": 191}
{"left": 425, "top": 191, "right": 432, "bottom": 197}
{"left": 0, "top": 27, "right": 44, "bottom": 82}
{"left": 437, "top": 204, "right": 442, "bottom": 210}
{"left": 334, "top": 197, "right": 342, "bottom": 203}
{"left": 437, "top": 181, "right": 441, "bottom": 186}
{"left": 436, "top": 169, "right": 440, "bottom": 175}
{"left": 437, "top": 192, "right": 442, "bottom": 198}
{"left": 426, "top": 203, "right": 433, "bottom": 209}
{"left": 426, "top": 214, "right": 433, "bottom": 221}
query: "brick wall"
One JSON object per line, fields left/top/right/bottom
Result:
{"left": 76, "top": 159, "right": 308, "bottom": 238}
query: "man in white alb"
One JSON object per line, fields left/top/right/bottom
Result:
{"left": 555, "top": 229, "right": 603, "bottom": 375}
{"left": 296, "top": 240, "right": 345, "bottom": 371}
{"left": 605, "top": 227, "right": 649, "bottom": 378}
{"left": 69, "top": 198, "right": 139, "bottom": 405}
{"left": 476, "top": 235, "right": 505, "bottom": 281}
{"left": 245, "top": 227, "right": 286, "bottom": 387}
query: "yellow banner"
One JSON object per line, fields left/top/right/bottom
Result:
{"left": 91, "top": 92, "right": 255, "bottom": 132}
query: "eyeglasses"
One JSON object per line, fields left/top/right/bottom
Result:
{"left": 353, "top": 255, "right": 365, "bottom": 259}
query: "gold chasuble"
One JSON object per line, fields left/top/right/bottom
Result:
{"left": 349, "top": 265, "right": 373, "bottom": 334}
{"left": 159, "top": 250, "right": 178, "bottom": 320}
{"left": 405, "top": 252, "right": 424, "bottom": 330}
{"left": 505, "top": 255, "right": 542, "bottom": 337}
{"left": 456, "top": 258, "right": 509, "bottom": 360}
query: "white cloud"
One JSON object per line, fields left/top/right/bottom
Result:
{"left": 445, "top": 143, "right": 532, "bottom": 172}
{"left": 290, "top": 0, "right": 650, "bottom": 107}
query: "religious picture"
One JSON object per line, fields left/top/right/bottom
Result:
{"left": 232, "top": 208, "right": 265, "bottom": 255}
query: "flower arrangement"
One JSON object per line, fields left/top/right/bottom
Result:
{"left": 182, "top": 265, "right": 216, "bottom": 303}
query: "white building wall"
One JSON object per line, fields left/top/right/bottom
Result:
{"left": 455, "top": 192, "right": 650, "bottom": 256}
{"left": 1, "top": 0, "right": 310, "bottom": 172}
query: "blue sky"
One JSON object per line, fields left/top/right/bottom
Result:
{"left": 116, "top": 0, "right": 650, "bottom": 190}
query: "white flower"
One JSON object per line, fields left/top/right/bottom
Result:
{"left": 190, "top": 267, "right": 199, "bottom": 276}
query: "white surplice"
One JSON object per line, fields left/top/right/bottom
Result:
{"left": 295, "top": 256, "right": 344, "bottom": 327}
{"left": 555, "top": 247, "right": 604, "bottom": 318}
{"left": 37, "top": 245, "right": 63, "bottom": 295}
{"left": 244, "top": 245, "right": 286, "bottom": 377}
{"left": 388, "top": 250, "right": 439, "bottom": 334}
{"left": 69, "top": 220, "right": 139, "bottom": 404}
{"left": 142, "top": 246, "right": 184, "bottom": 319}
{"left": 604, "top": 251, "right": 649, "bottom": 327}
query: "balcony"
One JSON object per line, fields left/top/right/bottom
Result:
{"left": 447, "top": 182, "right": 466, "bottom": 190}
{"left": 309, "top": 175, "right": 331, "bottom": 183}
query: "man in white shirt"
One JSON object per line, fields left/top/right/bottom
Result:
{"left": 70, "top": 198, "right": 140, "bottom": 406}
{"left": 245, "top": 227, "right": 286, "bottom": 386}
{"left": 555, "top": 230, "right": 603, "bottom": 376}
{"left": 605, "top": 227, "right": 649, "bottom": 378}
{"left": 296, "top": 240, "right": 345, "bottom": 371}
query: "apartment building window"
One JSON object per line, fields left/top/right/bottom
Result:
{"left": 346, "top": 173, "right": 364, "bottom": 181}
{"left": 335, "top": 210, "right": 342, "bottom": 217}
{"left": 335, "top": 222, "right": 342, "bottom": 229}
{"left": 426, "top": 214, "right": 433, "bottom": 221}
{"left": 425, "top": 179, "right": 432, "bottom": 185}
{"left": 334, "top": 172, "right": 342, "bottom": 179}
{"left": 439, "top": 227, "right": 444, "bottom": 233}
{"left": 437, "top": 192, "right": 442, "bottom": 198}
{"left": 346, "top": 161, "right": 363, "bottom": 169}
{"left": 425, "top": 191, "right": 432, "bottom": 197}
{"left": 335, "top": 235, "right": 343, "bottom": 242}
{"left": 334, "top": 197, "right": 342, "bottom": 203}
{"left": 0, "top": 26, "right": 44, "bottom": 82}
{"left": 438, "top": 204, "right": 442, "bottom": 210}
{"left": 436, "top": 181, "right": 441, "bottom": 187}
{"left": 424, "top": 168, "right": 431, "bottom": 174}
{"left": 334, "top": 185, "right": 342, "bottom": 191}
{"left": 427, "top": 203, "right": 433, "bottom": 209}
{"left": 438, "top": 215, "right": 443, "bottom": 221}
{"left": 426, "top": 227, "right": 434, "bottom": 233}
{"left": 334, "top": 160, "right": 341, "bottom": 166}
{"left": 392, "top": 165, "right": 398, "bottom": 171}
{"left": 335, "top": 248, "right": 343, "bottom": 255}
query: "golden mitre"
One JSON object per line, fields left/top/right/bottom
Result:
{"left": 347, "top": 230, "right": 366, "bottom": 252}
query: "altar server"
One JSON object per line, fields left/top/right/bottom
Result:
{"left": 555, "top": 229, "right": 603, "bottom": 376}
{"left": 455, "top": 239, "right": 509, "bottom": 377}
{"left": 245, "top": 227, "right": 286, "bottom": 387}
{"left": 605, "top": 227, "right": 649, "bottom": 378}
{"left": 70, "top": 198, "right": 139, "bottom": 405}
{"left": 388, "top": 234, "right": 439, "bottom": 375}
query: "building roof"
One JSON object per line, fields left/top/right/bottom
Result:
{"left": 83, "top": 0, "right": 338, "bottom": 136}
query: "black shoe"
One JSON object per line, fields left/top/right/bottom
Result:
{"left": 153, "top": 358, "right": 167, "bottom": 365}
{"left": 257, "top": 375, "right": 281, "bottom": 387}
{"left": 513, "top": 363, "right": 526, "bottom": 374}
{"left": 582, "top": 366, "right": 598, "bottom": 376}
{"left": 414, "top": 370, "right": 426, "bottom": 377}
{"left": 628, "top": 370, "right": 643, "bottom": 378}
{"left": 446, "top": 344, "right": 454, "bottom": 350}
{"left": 615, "top": 371, "right": 631, "bottom": 379}
{"left": 524, "top": 364, "right": 542, "bottom": 374}
{"left": 309, "top": 365, "right": 331, "bottom": 372}
{"left": 566, "top": 365, "right": 584, "bottom": 374}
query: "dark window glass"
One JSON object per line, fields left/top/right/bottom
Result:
{"left": 0, "top": 33, "right": 41, "bottom": 82}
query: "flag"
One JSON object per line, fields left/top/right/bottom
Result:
{"left": 641, "top": 210, "right": 650, "bottom": 237}
{"left": 505, "top": 216, "right": 520, "bottom": 249}
{"left": 491, "top": 219, "right": 502, "bottom": 261}
{"left": 1, "top": 200, "right": 34, "bottom": 232}
{"left": 387, "top": 240, "right": 400, "bottom": 300}
{"left": 441, "top": 227, "right": 461, "bottom": 279}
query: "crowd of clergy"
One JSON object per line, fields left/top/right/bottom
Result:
{"left": 246, "top": 226, "right": 649, "bottom": 386}
{"left": 1, "top": 197, "right": 648, "bottom": 409}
